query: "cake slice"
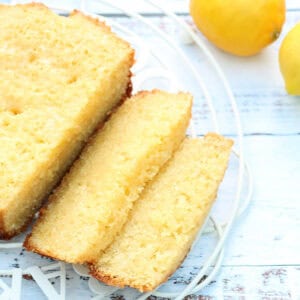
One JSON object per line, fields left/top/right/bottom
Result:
{"left": 0, "top": 4, "right": 133, "bottom": 239}
{"left": 90, "top": 134, "right": 233, "bottom": 292}
{"left": 24, "top": 90, "right": 192, "bottom": 264}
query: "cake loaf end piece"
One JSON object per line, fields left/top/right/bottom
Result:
{"left": 90, "top": 133, "right": 233, "bottom": 291}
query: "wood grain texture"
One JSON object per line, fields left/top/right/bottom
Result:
{"left": 185, "top": 266, "right": 300, "bottom": 300}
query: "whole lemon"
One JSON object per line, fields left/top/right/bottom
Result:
{"left": 279, "top": 23, "right": 300, "bottom": 95}
{"left": 190, "top": 0, "right": 285, "bottom": 56}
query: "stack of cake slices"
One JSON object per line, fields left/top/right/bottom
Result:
{"left": 0, "top": 3, "right": 233, "bottom": 293}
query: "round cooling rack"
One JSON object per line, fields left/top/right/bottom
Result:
{"left": 0, "top": 0, "right": 253, "bottom": 299}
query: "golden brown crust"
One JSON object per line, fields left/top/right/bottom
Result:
{"left": 0, "top": 209, "right": 6, "bottom": 239}
{"left": 89, "top": 269, "right": 153, "bottom": 292}
{"left": 89, "top": 267, "right": 158, "bottom": 292}
{"left": 89, "top": 265, "right": 153, "bottom": 292}
{"left": 125, "top": 72, "right": 133, "bottom": 100}
{"left": 101, "top": 72, "right": 133, "bottom": 122}
{"left": 133, "top": 89, "right": 192, "bottom": 99}
{"left": 89, "top": 246, "right": 191, "bottom": 292}
{"left": 69, "top": 10, "right": 133, "bottom": 52}
{"left": 0, "top": 208, "right": 37, "bottom": 240}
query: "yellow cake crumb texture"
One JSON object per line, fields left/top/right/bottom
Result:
{"left": 0, "top": 3, "right": 133, "bottom": 238}
{"left": 90, "top": 133, "right": 233, "bottom": 292}
{"left": 24, "top": 90, "right": 192, "bottom": 264}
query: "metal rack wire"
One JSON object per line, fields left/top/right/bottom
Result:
{"left": 0, "top": 1, "right": 253, "bottom": 299}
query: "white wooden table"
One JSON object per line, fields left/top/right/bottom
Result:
{"left": 187, "top": 2, "right": 300, "bottom": 298}
{"left": 0, "top": 0, "right": 299, "bottom": 299}
{"left": 179, "top": 2, "right": 300, "bottom": 298}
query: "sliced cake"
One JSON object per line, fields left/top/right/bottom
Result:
{"left": 90, "top": 134, "right": 233, "bottom": 292}
{"left": 0, "top": 4, "right": 133, "bottom": 238}
{"left": 24, "top": 90, "right": 192, "bottom": 264}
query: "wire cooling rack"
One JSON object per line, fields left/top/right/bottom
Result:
{"left": 0, "top": 0, "right": 253, "bottom": 299}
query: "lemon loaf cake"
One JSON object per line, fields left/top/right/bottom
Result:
{"left": 0, "top": 4, "right": 133, "bottom": 239}
{"left": 90, "top": 134, "right": 233, "bottom": 292}
{"left": 24, "top": 90, "right": 192, "bottom": 263}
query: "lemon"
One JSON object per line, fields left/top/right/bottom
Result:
{"left": 190, "top": 0, "right": 285, "bottom": 56}
{"left": 279, "top": 23, "right": 300, "bottom": 95}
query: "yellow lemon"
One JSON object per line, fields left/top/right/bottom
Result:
{"left": 190, "top": 0, "right": 285, "bottom": 56}
{"left": 279, "top": 23, "right": 300, "bottom": 95}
